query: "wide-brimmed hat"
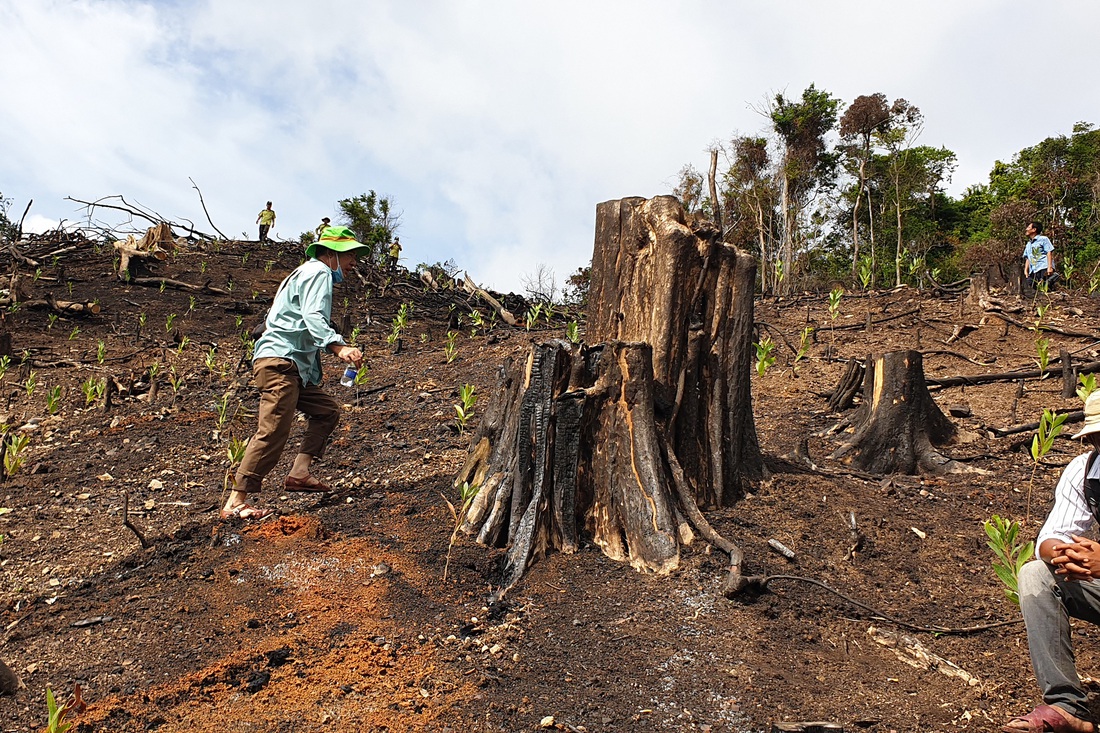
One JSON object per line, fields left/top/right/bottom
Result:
{"left": 1072, "top": 390, "right": 1100, "bottom": 439}
{"left": 305, "top": 225, "right": 370, "bottom": 259}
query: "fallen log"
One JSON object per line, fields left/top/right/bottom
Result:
{"left": 461, "top": 271, "right": 516, "bottom": 326}
{"left": 927, "top": 359, "right": 1100, "bottom": 388}
{"left": 0, "top": 297, "right": 101, "bottom": 316}
{"left": 129, "top": 277, "right": 229, "bottom": 295}
{"left": 986, "top": 410, "right": 1084, "bottom": 438}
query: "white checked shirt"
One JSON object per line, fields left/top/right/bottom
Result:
{"left": 1035, "top": 452, "right": 1100, "bottom": 554}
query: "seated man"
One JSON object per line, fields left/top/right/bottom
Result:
{"left": 1007, "top": 390, "right": 1100, "bottom": 732}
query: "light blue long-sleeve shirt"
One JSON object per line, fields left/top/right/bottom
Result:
{"left": 253, "top": 259, "right": 344, "bottom": 386}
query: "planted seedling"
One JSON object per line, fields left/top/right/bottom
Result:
{"left": 176, "top": 335, "right": 190, "bottom": 355}
{"left": 165, "top": 313, "right": 177, "bottom": 333}
{"left": 984, "top": 514, "right": 1033, "bottom": 605}
{"left": 754, "top": 336, "right": 777, "bottom": 376}
{"left": 794, "top": 326, "right": 814, "bottom": 366}
{"left": 454, "top": 384, "right": 478, "bottom": 434}
{"left": 188, "top": 295, "right": 197, "bottom": 314}
{"left": 525, "top": 303, "right": 542, "bottom": 331}
{"left": 264, "top": 260, "right": 274, "bottom": 273}
{"left": 68, "top": 326, "right": 80, "bottom": 341}
{"left": 224, "top": 436, "right": 249, "bottom": 494}
{"left": 0, "top": 355, "right": 10, "bottom": 383}
{"left": 1078, "top": 372, "right": 1097, "bottom": 402}
{"left": 857, "top": 255, "right": 874, "bottom": 290}
{"left": 204, "top": 346, "right": 218, "bottom": 373}
{"left": 45, "top": 385, "right": 62, "bottom": 415}
{"left": 566, "top": 321, "right": 580, "bottom": 344}
{"left": 444, "top": 331, "right": 459, "bottom": 364}
{"left": 1035, "top": 337, "right": 1051, "bottom": 378}
{"left": 46, "top": 313, "right": 57, "bottom": 330}
{"left": 80, "top": 377, "right": 103, "bottom": 407}
{"left": 96, "top": 340, "right": 106, "bottom": 365}
{"left": 442, "top": 480, "right": 481, "bottom": 582}
{"left": 23, "top": 372, "right": 37, "bottom": 398}
{"left": 1027, "top": 409, "right": 1068, "bottom": 523}
{"left": 5, "top": 433, "right": 29, "bottom": 478}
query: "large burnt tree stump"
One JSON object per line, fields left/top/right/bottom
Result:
{"left": 830, "top": 350, "right": 967, "bottom": 475}
{"left": 455, "top": 196, "right": 763, "bottom": 596}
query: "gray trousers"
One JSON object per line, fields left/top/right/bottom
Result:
{"left": 1019, "top": 559, "right": 1100, "bottom": 720}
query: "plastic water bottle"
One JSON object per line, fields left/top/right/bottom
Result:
{"left": 340, "top": 366, "right": 357, "bottom": 387}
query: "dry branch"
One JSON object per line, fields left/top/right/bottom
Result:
{"left": 461, "top": 272, "right": 517, "bottom": 326}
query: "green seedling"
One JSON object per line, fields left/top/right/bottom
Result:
{"left": 205, "top": 346, "right": 218, "bottom": 372}
{"left": 23, "top": 372, "right": 36, "bottom": 398}
{"left": 241, "top": 251, "right": 250, "bottom": 265}
{"left": 96, "top": 340, "right": 106, "bottom": 365}
{"left": 566, "top": 321, "right": 580, "bottom": 344}
{"left": 1028, "top": 409, "right": 1068, "bottom": 523}
{"left": 46, "top": 687, "right": 73, "bottom": 733}
{"left": 828, "top": 287, "right": 843, "bottom": 321}
{"left": 349, "top": 326, "right": 362, "bottom": 345}
{"left": 188, "top": 295, "right": 196, "bottom": 313}
{"left": 5, "top": 433, "right": 29, "bottom": 478}
{"left": 80, "top": 377, "right": 103, "bottom": 407}
{"left": 454, "top": 384, "right": 478, "bottom": 434}
{"left": 774, "top": 259, "right": 785, "bottom": 286}
{"left": 239, "top": 333, "right": 254, "bottom": 360}
{"left": 343, "top": 296, "right": 350, "bottom": 309}
{"left": 1078, "top": 373, "right": 1097, "bottom": 402}
{"left": 224, "top": 436, "right": 249, "bottom": 494}
{"left": 353, "top": 364, "right": 370, "bottom": 390}
{"left": 68, "top": 325, "right": 80, "bottom": 341}
{"left": 46, "top": 313, "right": 57, "bottom": 330}
{"left": 165, "top": 313, "right": 177, "bottom": 333}
{"left": 32, "top": 268, "right": 41, "bottom": 283}
{"left": 264, "top": 260, "right": 274, "bottom": 273}
{"left": 168, "top": 367, "right": 184, "bottom": 404}
{"left": 1035, "top": 337, "right": 1050, "bottom": 378}
{"left": 199, "top": 260, "right": 207, "bottom": 275}
{"left": 468, "top": 310, "right": 485, "bottom": 330}
{"left": 543, "top": 302, "right": 556, "bottom": 324}
{"left": 794, "top": 327, "right": 814, "bottom": 365}
{"left": 1090, "top": 273, "right": 1100, "bottom": 296}
{"left": 214, "top": 392, "right": 232, "bottom": 431}
{"left": 176, "top": 335, "right": 190, "bottom": 354}
{"left": 442, "top": 480, "right": 481, "bottom": 582}
{"left": 857, "top": 255, "right": 874, "bottom": 290}
{"left": 0, "top": 355, "right": 10, "bottom": 383}
{"left": 1034, "top": 302, "right": 1050, "bottom": 333}
{"left": 234, "top": 315, "right": 244, "bottom": 330}
{"left": 67, "top": 281, "right": 74, "bottom": 296}
{"left": 984, "top": 514, "right": 1034, "bottom": 606}
{"left": 754, "top": 336, "right": 777, "bottom": 377}
{"left": 444, "top": 331, "right": 459, "bottom": 364}
{"left": 525, "top": 303, "right": 543, "bottom": 331}
{"left": 45, "top": 385, "right": 62, "bottom": 415}
{"left": 1063, "top": 261, "right": 1076, "bottom": 288}
{"left": 138, "top": 312, "right": 147, "bottom": 331}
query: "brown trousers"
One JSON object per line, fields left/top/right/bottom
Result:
{"left": 234, "top": 357, "right": 340, "bottom": 493}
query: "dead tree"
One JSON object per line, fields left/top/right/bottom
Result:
{"left": 831, "top": 350, "right": 967, "bottom": 475}
{"left": 456, "top": 196, "right": 763, "bottom": 596}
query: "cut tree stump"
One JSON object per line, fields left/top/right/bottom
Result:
{"left": 831, "top": 350, "right": 967, "bottom": 475}
{"left": 456, "top": 196, "right": 762, "bottom": 596}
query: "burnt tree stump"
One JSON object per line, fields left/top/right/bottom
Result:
{"left": 830, "top": 350, "right": 966, "bottom": 475}
{"left": 456, "top": 196, "right": 763, "bottom": 596}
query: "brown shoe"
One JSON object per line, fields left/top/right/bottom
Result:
{"left": 219, "top": 503, "right": 274, "bottom": 521}
{"left": 283, "top": 474, "right": 332, "bottom": 493}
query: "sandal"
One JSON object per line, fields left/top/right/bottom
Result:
{"left": 1003, "top": 704, "right": 1095, "bottom": 733}
{"left": 283, "top": 474, "right": 332, "bottom": 493}
{"left": 219, "top": 503, "right": 274, "bottom": 521}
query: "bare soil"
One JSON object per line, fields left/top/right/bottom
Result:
{"left": 2, "top": 241, "right": 1099, "bottom": 732}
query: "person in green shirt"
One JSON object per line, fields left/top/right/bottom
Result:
{"left": 222, "top": 225, "right": 366, "bottom": 520}
{"left": 256, "top": 201, "right": 276, "bottom": 243}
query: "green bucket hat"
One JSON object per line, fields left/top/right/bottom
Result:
{"left": 305, "top": 225, "right": 370, "bottom": 259}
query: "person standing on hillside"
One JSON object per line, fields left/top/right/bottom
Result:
{"left": 256, "top": 201, "right": 276, "bottom": 244}
{"left": 1023, "top": 221, "right": 1056, "bottom": 290}
{"left": 388, "top": 237, "right": 402, "bottom": 271}
{"left": 221, "top": 225, "right": 366, "bottom": 521}
{"left": 1004, "top": 390, "right": 1100, "bottom": 733}
{"left": 314, "top": 217, "right": 331, "bottom": 240}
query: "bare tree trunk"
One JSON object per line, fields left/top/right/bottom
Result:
{"left": 708, "top": 148, "right": 722, "bottom": 238}
{"left": 457, "top": 196, "right": 763, "bottom": 594}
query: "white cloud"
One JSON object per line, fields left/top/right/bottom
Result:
{"left": 1, "top": 0, "right": 1097, "bottom": 290}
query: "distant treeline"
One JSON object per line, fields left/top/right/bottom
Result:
{"left": 672, "top": 85, "right": 1100, "bottom": 293}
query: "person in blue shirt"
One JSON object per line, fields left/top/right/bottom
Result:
{"left": 221, "top": 225, "right": 366, "bottom": 520}
{"left": 1023, "top": 221, "right": 1056, "bottom": 290}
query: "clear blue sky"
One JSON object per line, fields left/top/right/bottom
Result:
{"left": 1, "top": 1, "right": 1097, "bottom": 293}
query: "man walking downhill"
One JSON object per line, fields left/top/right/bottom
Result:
{"left": 257, "top": 201, "right": 276, "bottom": 244}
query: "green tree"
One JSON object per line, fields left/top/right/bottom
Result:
{"left": 721, "top": 136, "right": 778, "bottom": 292}
{"left": 337, "top": 191, "right": 401, "bottom": 264}
{"left": 839, "top": 93, "right": 892, "bottom": 279}
{"left": 769, "top": 84, "right": 841, "bottom": 292}
{"left": 672, "top": 164, "right": 706, "bottom": 215}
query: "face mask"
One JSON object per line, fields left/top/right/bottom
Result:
{"left": 331, "top": 264, "right": 344, "bottom": 284}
